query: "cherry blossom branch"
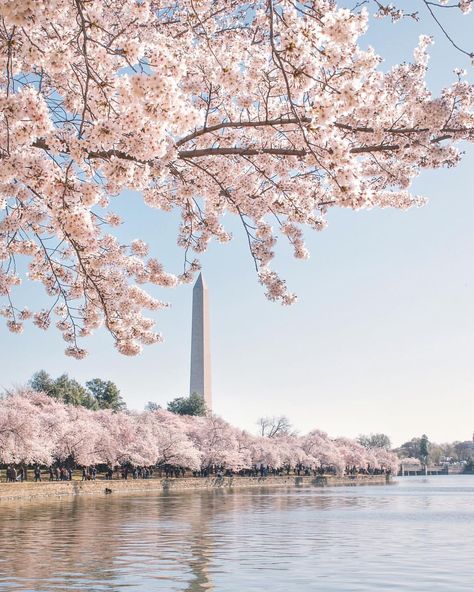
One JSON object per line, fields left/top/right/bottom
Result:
{"left": 421, "top": 0, "right": 473, "bottom": 59}
{"left": 24, "top": 125, "right": 473, "bottom": 167}
{"left": 1, "top": 0, "right": 473, "bottom": 355}
{"left": 179, "top": 145, "right": 402, "bottom": 158}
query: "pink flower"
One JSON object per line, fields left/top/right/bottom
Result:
{"left": 0, "top": 0, "right": 472, "bottom": 357}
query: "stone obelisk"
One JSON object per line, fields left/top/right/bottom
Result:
{"left": 190, "top": 273, "right": 212, "bottom": 411}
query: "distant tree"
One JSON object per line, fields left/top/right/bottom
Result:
{"left": 445, "top": 441, "right": 457, "bottom": 462}
{"left": 29, "top": 371, "right": 126, "bottom": 410}
{"left": 396, "top": 437, "right": 474, "bottom": 466}
{"left": 357, "top": 433, "right": 392, "bottom": 450}
{"left": 167, "top": 393, "right": 207, "bottom": 416}
{"left": 86, "top": 379, "right": 126, "bottom": 411}
{"left": 464, "top": 459, "right": 474, "bottom": 473}
{"left": 257, "top": 416, "right": 294, "bottom": 438}
{"left": 30, "top": 370, "right": 55, "bottom": 396}
{"left": 54, "top": 374, "right": 89, "bottom": 407}
{"left": 419, "top": 434, "right": 430, "bottom": 464}
{"left": 145, "top": 401, "right": 162, "bottom": 412}
{"left": 454, "top": 441, "right": 474, "bottom": 462}
{"left": 396, "top": 438, "right": 422, "bottom": 460}
{"left": 30, "top": 371, "right": 98, "bottom": 409}
{"left": 428, "top": 443, "right": 444, "bottom": 465}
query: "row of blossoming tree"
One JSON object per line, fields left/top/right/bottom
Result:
{"left": 0, "top": 390, "right": 399, "bottom": 474}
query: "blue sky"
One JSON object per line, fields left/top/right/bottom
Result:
{"left": 1, "top": 3, "right": 473, "bottom": 447}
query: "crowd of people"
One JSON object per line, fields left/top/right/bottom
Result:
{"left": 2, "top": 462, "right": 392, "bottom": 483}
{"left": 5, "top": 466, "right": 27, "bottom": 482}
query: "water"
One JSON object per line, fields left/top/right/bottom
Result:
{"left": 0, "top": 475, "right": 473, "bottom": 591}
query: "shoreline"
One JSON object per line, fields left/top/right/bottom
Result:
{"left": 0, "top": 474, "right": 390, "bottom": 501}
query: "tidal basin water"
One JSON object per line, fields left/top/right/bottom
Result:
{"left": 1, "top": 475, "right": 473, "bottom": 591}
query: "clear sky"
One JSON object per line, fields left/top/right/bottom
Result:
{"left": 1, "top": 3, "right": 473, "bottom": 447}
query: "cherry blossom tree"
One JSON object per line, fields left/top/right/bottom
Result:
{"left": 335, "top": 437, "right": 370, "bottom": 469}
{"left": 276, "top": 434, "right": 311, "bottom": 470}
{"left": 94, "top": 408, "right": 142, "bottom": 466}
{"left": 235, "top": 429, "right": 255, "bottom": 469}
{"left": 250, "top": 435, "right": 282, "bottom": 468}
{"left": 0, "top": 0, "right": 472, "bottom": 357}
{"left": 301, "top": 429, "right": 345, "bottom": 473}
{"left": 54, "top": 405, "right": 102, "bottom": 466}
{"left": 0, "top": 388, "right": 407, "bottom": 475}
{"left": 25, "top": 390, "right": 70, "bottom": 460}
{"left": 372, "top": 446, "right": 400, "bottom": 474}
{"left": 146, "top": 410, "right": 201, "bottom": 469}
{"left": 0, "top": 391, "right": 54, "bottom": 465}
{"left": 185, "top": 415, "right": 250, "bottom": 470}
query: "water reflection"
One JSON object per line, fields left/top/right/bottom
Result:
{"left": 0, "top": 477, "right": 473, "bottom": 591}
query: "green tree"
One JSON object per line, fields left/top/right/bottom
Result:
{"left": 30, "top": 370, "right": 55, "bottom": 396}
{"left": 30, "top": 371, "right": 98, "bottom": 409}
{"left": 357, "top": 433, "right": 392, "bottom": 450}
{"left": 454, "top": 441, "right": 474, "bottom": 462}
{"left": 86, "top": 379, "right": 126, "bottom": 411}
{"left": 167, "top": 393, "right": 207, "bottom": 416}
{"left": 54, "top": 374, "right": 89, "bottom": 407}
{"left": 464, "top": 459, "right": 474, "bottom": 473}
{"left": 419, "top": 434, "right": 430, "bottom": 464}
{"left": 396, "top": 438, "right": 421, "bottom": 460}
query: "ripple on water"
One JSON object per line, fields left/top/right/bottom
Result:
{"left": 0, "top": 476, "right": 473, "bottom": 591}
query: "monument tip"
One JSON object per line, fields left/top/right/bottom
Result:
{"left": 194, "top": 272, "right": 205, "bottom": 288}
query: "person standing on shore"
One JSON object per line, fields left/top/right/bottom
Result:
{"left": 34, "top": 466, "right": 41, "bottom": 482}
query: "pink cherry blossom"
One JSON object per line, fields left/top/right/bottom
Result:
{"left": 0, "top": 389, "right": 399, "bottom": 474}
{"left": 0, "top": 1, "right": 471, "bottom": 355}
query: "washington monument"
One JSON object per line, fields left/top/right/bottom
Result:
{"left": 189, "top": 273, "right": 212, "bottom": 411}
